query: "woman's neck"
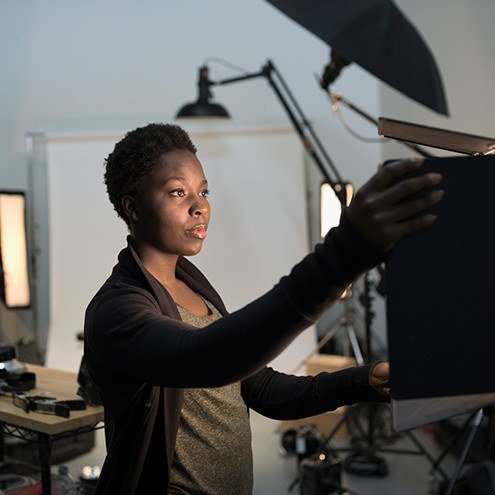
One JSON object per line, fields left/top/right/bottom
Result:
{"left": 131, "top": 237, "right": 179, "bottom": 286}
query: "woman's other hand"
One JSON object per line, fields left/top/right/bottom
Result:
{"left": 369, "top": 361, "right": 390, "bottom": 398}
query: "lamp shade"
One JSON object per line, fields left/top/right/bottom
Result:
{"left": 176, "top": 65, "right": 230, "bottom": 119}
{"left": 0, "top": 191, "right": 31, "bottom": 308}
{"left": 176, "top": 100, "right": 230, "bottom": 119}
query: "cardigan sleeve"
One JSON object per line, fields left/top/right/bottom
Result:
{"left": 241, "top": 365, "right": 386, "bottom": 420}
{"left": 85, "top": 212, "right": 386, "bottom": 389}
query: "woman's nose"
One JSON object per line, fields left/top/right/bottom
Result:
{"left": 189, "top": 198, "right": 209, "bottom": 217}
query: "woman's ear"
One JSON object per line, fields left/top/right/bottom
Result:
{"left": 121, "top": 195, "right": 140, "bottom": 223}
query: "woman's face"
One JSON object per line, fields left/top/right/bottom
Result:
{"left": 130, "top": 149, "right": 210, "bottom": 257}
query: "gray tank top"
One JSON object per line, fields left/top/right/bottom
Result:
{"left": 168, "top": 297, "right": 253, "bottom": 495}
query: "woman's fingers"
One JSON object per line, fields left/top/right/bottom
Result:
{"left": 370, "top": 361, "right": 390, "bottom": 384}
{"left": 369, "top": 361, "right": 390, "bottom": 397}
{"left": 375, "top": 189, "right": 444, "bottom": 224}
{"left": 363, "top": 158, "right": 423, "bottom": 191}
{"left": 375, "top": 213, "right": 438, "bottom": 252}
{"left": 387, "top": 213, "right": 438, "bottom": 242}
{"left": 373, "top": 172, "right": 442, "bottom": 209}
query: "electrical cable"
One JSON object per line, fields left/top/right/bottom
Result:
{"left": 313, "top": 72, "right": 389, "bottom": 144}
{"left": 334, "top": 105, "right": 390, "bottom": 144}
{"left": 202, "top": 56, "right": 251, "bottom": 75}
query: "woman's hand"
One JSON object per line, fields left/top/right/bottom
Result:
{"left": 347, "top": 158, "right": 444, "bottom": 252}
{"left": 369, "top": 361, "right": 390, "bottom": 398}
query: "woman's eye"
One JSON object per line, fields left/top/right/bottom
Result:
{"left": 170, "top": 189, "right": 185, "bottom": 197}
{"left": 200, "top": 189, "right": 211, "bottom": 198}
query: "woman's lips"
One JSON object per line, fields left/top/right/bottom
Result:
{"left": 186, "top": 224, "right": 207, "bottom": 239}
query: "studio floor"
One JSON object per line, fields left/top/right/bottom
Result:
{"left": 61, "top": 409, "right": 465, "bottom": 495}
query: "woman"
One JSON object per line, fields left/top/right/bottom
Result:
{"left": 84, "top": 123, "right": 442, "bottom": 494}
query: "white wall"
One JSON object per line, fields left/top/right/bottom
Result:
{"left": 0, "top": 1, "right": 381, "bottom": 349}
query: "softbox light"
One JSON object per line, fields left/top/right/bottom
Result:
{"left": 0, "top": 191, "right": 31, "bottom": 308}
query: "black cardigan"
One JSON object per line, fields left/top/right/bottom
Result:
{"left": 84, "top": 213, "right": 386, "bottom": 494}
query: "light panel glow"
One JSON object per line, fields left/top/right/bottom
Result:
{"left": 0, "top": 192, "right": 30, "bottom": 308}
{"left": 320, "top": 182, "right": 354, "bottom": 238}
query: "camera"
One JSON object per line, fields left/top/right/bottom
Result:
{"left": 300, "top": 451, "right": 342, "bottom": 495}
{"left": 281, "top": 426, "right": 343, "bottom": 494}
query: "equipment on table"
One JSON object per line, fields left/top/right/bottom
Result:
{"left": 12, "top": 394, "right": 86, "bottom": 419}
{"left": 0, "top": 346, "right": 35, "bottom": 394}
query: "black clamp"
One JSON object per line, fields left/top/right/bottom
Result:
{"left": 12, "top": 393, "right": 86, "bottom": 418}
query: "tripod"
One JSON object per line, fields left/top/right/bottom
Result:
{"left": 289, "top": 289, "right": 365, "bottom": 377}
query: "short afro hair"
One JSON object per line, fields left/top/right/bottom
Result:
{"left": 104, "top": 123, "right": 196, "bottom": 225}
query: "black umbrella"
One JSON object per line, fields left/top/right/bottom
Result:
{"left": 265, "top": 0, "right": 448, "bottom": 115}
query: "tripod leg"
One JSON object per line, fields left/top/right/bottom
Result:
{"left": 345, "top": 325, "right": 364, "bottom": 366}
{"left": 323, "top": 409, "right": 349, "bottom": 447}
{"left": 289, "top": 321, "right": 342, "bottom": 375}
{"left": 405, "top": 430, "right": 449, "bottom": 481}
{"left": 444, "top": 409, "right": 484, "bottom": 495}
{"left": 429, "top": 411, "right": 477, "bottom": 475}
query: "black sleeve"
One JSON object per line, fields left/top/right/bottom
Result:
{"left": 241, "top": 365, "right": 386, "bottom": 420}
{"left": 85, "top": 213, "right": 386, "bottom": 388}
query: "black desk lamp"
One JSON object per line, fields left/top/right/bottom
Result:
{"left": 176, "top": 60, "right": 352, "bottom": 209}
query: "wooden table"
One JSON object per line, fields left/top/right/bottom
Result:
{"left": 0, "top": 364, "right": 104, "bottom": 495}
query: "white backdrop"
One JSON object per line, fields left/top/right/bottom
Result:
{"left": 40, "top": 125, "right": 316, "bottom": 374}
